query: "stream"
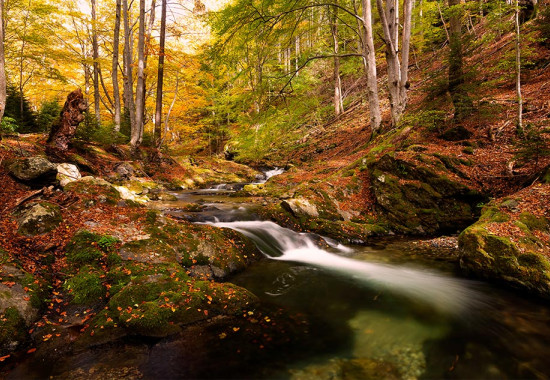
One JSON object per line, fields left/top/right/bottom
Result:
{"left": 151, "top": 173, "right": 550, "bottom": 379}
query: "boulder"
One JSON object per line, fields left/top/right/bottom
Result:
{"left": 119, "top": 239, "right": 178, "bottom": 264}
{"left": 57, "top": 163, "right": 81, "bottom": 187}
{"left": 281, "top": 198, "right": 320, "bottom": 218}
{"left": 459, "top": 186, "right": 550, "bottom": 296}
{"left": 65, "top": 176, "right": 121, "bottom": 205}
{"left": 368, "top": 154, "right": 484, "bottom": 234}
{"left": 0, "top": 265, "right": 40, "bottom": 324}
{"left": 14, "top": 202, "right": 62, "bottom": 236}
{"left": 6, "top": 156, "right": 57, "bottom": 186}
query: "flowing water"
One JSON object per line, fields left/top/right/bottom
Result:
{"left": 150, "top": 175, "right": 550, "bottom": 379}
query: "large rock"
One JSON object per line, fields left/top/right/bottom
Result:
{"left": 119, "top": 239, "right": 177, "bottom": 264}
{"left": 0, "top": 265, "right": 40, "bottom": 324}
{"left": 65, "top": 176, "right": 121, "bottom": 205}
{"left": 459, "top": 185, "right": 550, "bottom": 296}
{"left": 368, "top": 154, "right": 484, "bottom": 234}
{"left": 281, "top": 198, "right": 320, "bottom": 218}
{"left": 57, "top": 163, "right": 81, "bottom": 187}
{"left": 6, "top": 156, "right": 57, "bottom": 186}
{"left": 14, "top": 201, "right": 63, "bottom": 236}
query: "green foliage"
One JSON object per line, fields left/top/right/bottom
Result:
{"left": 36, "top": 98, "right": 61, "bottom": 133}
{"left": 0, "top": 117, "right": 19, "bottom": 134}
{"left": 535, "top": 5, "right": 550, "bottom": 46}
{"left": 76, "top": 112, "right": 127, "bottom": 145}
{"left": 514, "top": 124, "right": 550, "bottom": 168}
{"left": 4, "top": 87, "right": 37, "bottom": 132}
{"left": 65, "top": 230, "right": 118, "bottom": 267}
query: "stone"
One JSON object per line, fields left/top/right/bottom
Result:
{"left": 114, "top": 185, "right": 149, "bottom": 204}
{"left": 6, "top": 156, "right": 57, "bottom": 185}
{"left": 114, "top": 162, "right": 135, "bottom": 179}
{"left": 15, "top": 202, "right": 62, "bottom": 236}
{"left": 439, "top": 125, "right": 472, "bottom": 141}
{"left": 0, "top": 265, "right": 39, "bottom": 324}
{"left": 281, "top": 198, "right": 319, "bottom": 218}
{"left": 120, "top": 239, "right": 178, "bottom": 264}
{"left": 57, "top": 163, "right": 81, "bottom": 187}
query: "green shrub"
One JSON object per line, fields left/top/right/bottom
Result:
{"left": 37, "top": 99, "right": 61, "bottom": 133}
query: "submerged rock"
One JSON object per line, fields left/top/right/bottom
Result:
{"left": 14, "top": 201, "right": 62, "bottom": 236}
{"left": 6, "top": 156, "right": 57, "bottom": 186}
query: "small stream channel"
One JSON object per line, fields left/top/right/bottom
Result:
{"left": 150, "top": 172, "right": 550, "bottom": 379}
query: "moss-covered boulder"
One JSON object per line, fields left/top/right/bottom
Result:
{"left": 119, "top": 238, "right": 178, "bottom": 264}
{"left": 368, "top": 154, "right": 484, "bottom": 234}
{"left": 459, "top": 185, "right": 550, "bottom": 296}
{"left": 5, "top": 156, "right": 57, "bottom": 186}
{"left": 0, "top": 307, "right": 29, "bottom": 356}
{"left": 14, "top": 202, "right": 62, "bottom": 236}
{"left": 65, "top": 176, "right": 121, "bottom": 205}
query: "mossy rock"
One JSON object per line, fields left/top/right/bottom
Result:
{"left": 14, "top": 202, "right": 62, "bottom": 236}
{"left": 368, "top": 154, "right": 484, "bottom": 235}
{"left": 65, "top": 176, "right": 121, "bottom": 205}
{"left": 65, "top": 230, "right": 119, "bottom": 267}
{"left": 0, "top": 307, "right": 29, "bottom": 356}
{"left": 5, "top": 156, "right": 57, "bottom": 186}
{"left": 100, "top": 273, "right": 258, "bottom": 338}
{"left": 119, "top": 238, "right": 178, "bottom": 264}
{"left": 64, "top": 266, "right": 106, "bottom": 305}
{"left": 459, "top": 205, "right": 550, "bottom": 296}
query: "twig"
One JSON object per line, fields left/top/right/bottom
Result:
{"left": 13, "top": 188, "right": 46, "bottom": 209}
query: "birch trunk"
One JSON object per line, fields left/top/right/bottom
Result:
{"left": 330, "top": 5, "right": 343, "bottom": 116}
{"left": 0, "top": 0, "right": 6, "bottom": 136}
{"left": 131, "top": 0, "right": 146, "bottom": 150}
{"left": 515, "top": 0, "right": 523, "bottom": 132}
{"left": 154, "top": 0, "right": 166, "bottom": 148}
{"left": 361, "top": 0, "right": 381, "bottom": 131}
{"left": 112, "top": 0, "right": 122, "bottom": 131}
{"left": 91, "top": 0, "right": 101, "bottom": 123}
{"left": 123, "top": 0, "right": 136, "bottom": 134}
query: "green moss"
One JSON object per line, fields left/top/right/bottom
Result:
{"left": 479, "top": 207, "right": 511, "bottom": 223}
{"left": 462, "top": 146, "right": 474, "bottom": 155}
{"left": 518, "top": 213, "right": 549, "bottom": 232}
{"left": 65, "top": 231, "right": 104, "bottom": 266}
{"left": 64, "top": 267, "right": 105, "bottom": 305}
{"left": 0, "top": 307, "right": 28, "bottom": 355}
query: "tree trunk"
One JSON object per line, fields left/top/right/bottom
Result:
{"left": 330, "top": 4, "right": 343, "bottom": 116}
{"left": 0, "top": 0, "right": 6, "bottom": 140}
{"left": 448, "top": 0, "right": 470, "bottom": 120}
{"left": 91, "top": 0, "right": 101, "bottom": 123}
{"left": 376, "top": 0, "right": 413, "bottom": 127}
{"left": 162, "top": 72, "right": 179, "bottom": 147}
{"left": 46, "top": 89, "right": 88, "bottom": 158}
{"left": 361, "top": 0, "right": 382, "bottom": 131}
{"left": 515, "top": 0, "right": 523, "bottom": 132}
{"left": 154, "top": 0, "right": 166, "bottom": 148}
{"left": 19, "top": 0, "right": 31, "bottom": 118}
{"left": 112, "top": 0, "right": 122, "bottom": 131}
{"left": 131, "top": 0, "right": 146, "bottom": 150}
{"left": 123, "top": 0, "right": 136, "bottom": 134}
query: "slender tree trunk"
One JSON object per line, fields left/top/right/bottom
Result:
{"left": 141, "top": 0, "right": 156, "bottom": 139}
{"left": 162, "top": 73, "right": 179, "bottom": 147}
{"left": 0, "top": 0, "right": 6, "bottom": 138}
{"left": 123, "top": 0, "right": 136, "bottom": 136}
{"left": 376, "top": 0, "right": 413, "bottom": 127}
{"left": 154, "top": 0, "right": 166, "bottom": 148}
{"left": 361, "top": 0, "right": 382, "bottom": 131}
{"left": 19, "top": 0, "right": 31, "bottom": 117}
{"left": 448, "top": 0, "right": 471, "bottom": 120}
{"left": 515, "top": 0, "right": 523, "bottom": 132}
{"left": 131, "top": 0, "right": 146, "bottom": 150}
{"left": 330, "top": 5, "right": 343, "bottom": 116}
{"left": 112, "top": 0, "right": 122, "bottom": 131}
{"left": 91, "top": 0, "right": 101, "bottom": 123}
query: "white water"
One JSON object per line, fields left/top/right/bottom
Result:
{"left": 209, "top": 220, "right": 486, "bottom": 314}
{"left": 255, "top": 167, "right": 285, "bottom": 184}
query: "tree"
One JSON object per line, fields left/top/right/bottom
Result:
{"left": 154, "top": 0, "right": 166, "bottom": 147}
{"left": 361, "top": 0, "right": 381, "bottom": 131}
{"left": 0, "top": 0, "right": 6, "bottom": 140}
{"left": 123, "top": 0, "right": 136, "bottom": 135}
{"left": 91, "top": 0, "right": 101, "bottom": 122}
{"left": 375, "top": 0, "right": 413, "bottom": 127}
{"left": 514, "top": 0, "right": 523, "bottom": 133}
{"left": 112, "top": 0, "right": 122, "bottom": 131}
{"left": 131, "top": 0, "right": 146, "bottom": 150}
